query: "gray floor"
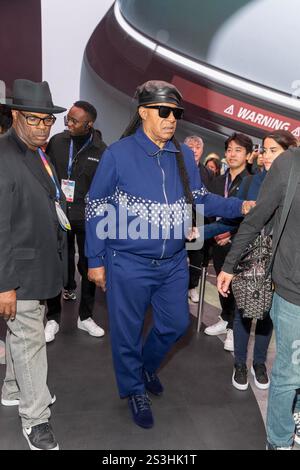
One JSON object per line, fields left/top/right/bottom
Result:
{"left": 0, "top": 289, "right": 266, "bottom": 450}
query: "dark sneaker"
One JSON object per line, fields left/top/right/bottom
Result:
{"left": 23, "top": 422, "right": 59, "bottom": 450}
{"left": 232, "top": 363, "right": 248, "bottom": 391}
{"left": 128, "top": 394, "right": 154, "bottom": 429}
{"left": 294, "top": 412, "right": 300, "bottom": 445}
{"left": 63, "top": 290, "right": 76, "bottom": 301}
{"left": 143, "top": 369, "right": 164, "bottom": 396}
{"left": 266, "top": 441, "right": 292, "bottom": 450}
{"left": 251, "top": 363, "right": 270, "bottom": 390}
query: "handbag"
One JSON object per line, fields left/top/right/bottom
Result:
{"left": 232, "top": 232, "right": 273, "bottom": 320}
{"left": 232, "top": 151, "right": 300, "bottom": 320}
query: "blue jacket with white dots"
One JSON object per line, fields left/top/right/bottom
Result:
{"left": 85, "top": 127, "right": 243, "bottom": 267}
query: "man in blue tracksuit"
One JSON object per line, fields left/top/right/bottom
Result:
{"left": 86, "top": 80, "right": 253, "bottom": 429}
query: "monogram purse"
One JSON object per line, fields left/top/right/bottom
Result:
{"left": 232, "top": 232, "right": 273, "bottom": 320}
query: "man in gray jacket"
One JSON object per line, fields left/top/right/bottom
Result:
{"left": 217, "top": 148, "right": 300, "bottom": 450}
{"left": 0, "top": 79, "right": 67, "bottom": 450}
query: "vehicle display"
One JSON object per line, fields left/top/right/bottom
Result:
{"left": 82, "top": 0, "right": 300, "bottom": 145}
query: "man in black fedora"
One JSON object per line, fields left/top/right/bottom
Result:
{"left": 0, "top": 79, "right": 67, "bottom": 450}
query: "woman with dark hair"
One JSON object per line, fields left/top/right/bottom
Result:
{"left": 205, "top": 155, "right": 221, "bottom": 176}
{"left": 262, "top": 130, "right": 298, "bottom": 170}
{"left": 85, "top": 80, "right": 253, "bottom": 430}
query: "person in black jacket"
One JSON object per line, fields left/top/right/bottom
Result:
{"left": 0, "top": 79, "right": 67, "bottom": 450}
{"left": 204, "top": 133, "right": 252, "bottom": 352}
{"left": 45, "top": 101, "right": 107, "bottom": 342}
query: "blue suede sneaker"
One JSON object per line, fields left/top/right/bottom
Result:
{"left": 128, "top": 394, "right": 154, "bottom": 429}
{"left": 143, "top": 370, "right": 164, "bottom": 396}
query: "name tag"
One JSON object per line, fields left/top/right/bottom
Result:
{"left": 55, "top": 201, "right": 71, "bottom": 231}
{"left": 61, "top": 179, "right": 75, "bottom": 202}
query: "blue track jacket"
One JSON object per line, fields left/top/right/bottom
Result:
{"left": 86, "top": 127, "right": 243, "bottom": 267}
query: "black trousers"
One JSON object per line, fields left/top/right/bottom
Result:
{"left": 212, "top": 243, "right": 235, "bottom": 329}
{"left": 188, "top": 240, "right": 212, "bottom": 289}
{"left": 47, "top": 220, "right": 96, "bottom": 322}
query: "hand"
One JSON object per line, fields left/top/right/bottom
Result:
{"left": 247, "top": 151, "right": 258, "bottom": 164}
{"left": 186, "top": 227, "right": 199, "bottom": 241}
{"left": 216, "top": 235, "right": 231, "bottom": 246}
{"left": 241, "top": 200, "right": 256, "bottom": 215}
{"left": 217, "top": 271, "right": 234, "bottom": 297}
{"left": 88, "top": 267, "right": 106, "bottom": 292}
{"left": 0, "top": 290, "right": 17, "bottom": 321}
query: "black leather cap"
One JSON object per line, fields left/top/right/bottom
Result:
{"left": 136, "top": 80, "right": 183, "bottom": 107}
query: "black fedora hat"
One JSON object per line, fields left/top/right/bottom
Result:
{"left": 7, "top": 79, "right": 66, "bottom": 114}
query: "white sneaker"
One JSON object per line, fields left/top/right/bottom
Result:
{"left": 2, "top": 395, "right": 56, "bottom": 407}
{"left": 44, "top": 320, "right": 59, "bottom": 343}
{"left": 294, "top": 412, "right": 300, "bottom": 445}
{"left": 204, "top": 316, "right": 228, "bottom": 336}
{"left": 77, "top": 318, "right": 105, "bottom": 337}
{"left": 224, "top": 329, "right": 234, "bottom": 352}
{"left": 188, "top": 288, "right": 199, "bottom": 303}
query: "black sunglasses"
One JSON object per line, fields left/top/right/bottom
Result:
{"left": 144, "top": 105, "right": 184, "bottom": 120}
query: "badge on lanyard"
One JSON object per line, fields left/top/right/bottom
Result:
{"left": 55, "top": 201, "right": 71, "bottom": 231}
{"left": 38, "top": 148, "right": 71, "bottom": 231}
{"left": 61, "top": 179, "right": 76, "bottom": 202}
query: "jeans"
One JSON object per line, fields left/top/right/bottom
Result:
{"left": 1, "top": 300, "right": 52, "bottom": 428}
{"left": 233, "top": 307, "right": 273, "bottom": 364}
{"left": 267, "top": 293, "right": 300, "bottom": 447}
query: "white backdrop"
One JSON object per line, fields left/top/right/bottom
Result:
{"left": 41, "top": 0, "right": 114, "bottom": 132}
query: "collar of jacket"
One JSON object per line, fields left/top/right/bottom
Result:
{"left": 225, "top": 167, "right": 249, "bottom": 183}
{"left": 8, "top": 127, "right": 30, "bottom": 154}
{"left": 62, "top": 128, "right": 104, "bottom": 149}
{"left": 133, "top": 126, "right": 180, "bottom": 157}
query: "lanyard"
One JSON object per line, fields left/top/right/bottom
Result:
{"left": 67, "top": 134, "right": 93, "bottom": 179}
{"left": 38, "top": 148, "right": 61, "bottom": 201}
{"left": 224, "top": 172, "right": 231, "bottom": 198}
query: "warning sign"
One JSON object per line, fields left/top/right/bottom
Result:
{"left": 224, "top": 105, "right": 234, "bottom": 115}
{"left": 172, "top": 76, "right": 300, "bottom": 134}
{"left": 292, "top": 127, "right": 300, "bottom": 138}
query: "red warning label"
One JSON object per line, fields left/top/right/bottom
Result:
{"left": 173, "top": 76, "right": 300, "bottom": 134}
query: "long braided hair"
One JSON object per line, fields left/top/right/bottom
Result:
{"left": 120, "top": 111, "right": 141, "bottom": 139}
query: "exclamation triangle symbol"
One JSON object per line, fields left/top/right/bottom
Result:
{"left": 224, "top": 105, "right": 234, "bottom": 115}
{"left": 292, "top": 127, "right": 300, "bottom": 138}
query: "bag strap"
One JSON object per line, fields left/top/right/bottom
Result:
{"left": 267, "top": 150, "right": 300, "bottom": 276}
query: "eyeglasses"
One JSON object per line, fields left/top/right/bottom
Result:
{"left": 144, "top": 105, "right": 184, "bottom": 120}
{"left": 20, "top": 112, "right": 56, "bottom": 127}
{"left": 64, "top": 115, "right": 88, "bottom": 126}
